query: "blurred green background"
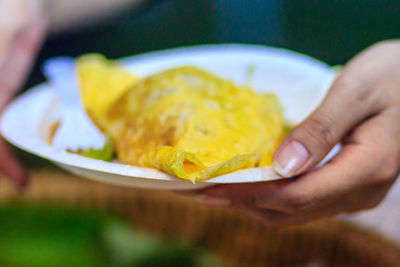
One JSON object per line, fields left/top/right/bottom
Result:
{"left": 0, "top": 204, "right": 224, "bottom": 267}
{"left": 26, "top": 0, "right": 400, "bottom": 88}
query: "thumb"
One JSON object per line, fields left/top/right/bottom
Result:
{"left": 272, "top": 71, "right": 383, "bottom": 177}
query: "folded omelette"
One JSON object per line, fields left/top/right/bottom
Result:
{"left": 78, "top": 56, "right": 284, "bottom": 182}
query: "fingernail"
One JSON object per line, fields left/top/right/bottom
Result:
{"left": 195, "top": 194, "right": 231, "bottom": 206}
{"left": 273, "top": 141, "right": 309, "bottom": 177}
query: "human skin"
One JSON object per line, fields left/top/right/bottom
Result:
{"left": 0, "top": 0, "right": 138, "bottom": 189}
{"left": 195, "top": 40, "right": 400, "bottom": 225}
{"left": 0, "top": 0, "right": 46, "bottom": 189}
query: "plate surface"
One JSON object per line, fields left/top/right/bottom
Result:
{"left": 0, "top": 44, "right": 337, "bottom": 190}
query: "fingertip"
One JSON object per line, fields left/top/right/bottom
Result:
{"left": 0, "top": 153, "right": 29, "bottom": 191}
{"left": 16, "top": 172, "right": 29, "bottom": 192}
{"left": 272, "top": 140, "right": 310, "bottom": 177}
{"left": 8, "top": 167, "right": 29, "bottom": 192}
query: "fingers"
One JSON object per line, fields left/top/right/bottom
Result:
{"left": 0, "top": 0, "right": 43, "bottom": 65}
{"left": 234, "top": 205, "right": 339, "bottom": 227}
{"left": 273, "top": 40, "right": 400, "bottom": 178}
{"left": 0, "top": 6, "right": 46, "bottom": 189}
{"left": 233, "top": 181, "right": 392, "bottom": 227}
{"left": 344, "top": 108, "right": 400, "bottom": 187}
{"left": 200, "top": 138, "right": 374, "bottom": 212}
{"left": 197, "top": 110, "right": 400, "bottom": 224}
{"left": 201, "top": 143, "right": 370, "bottom": 214}
{"left": 0, "top": 138, "right": 28, "bottom": 189}
{"left": 0, "top": 16, "right": 46, "bottom": 109}
{"left": 234, "top": 199, "right": 354, "bottom": 227}
{"left": 199, "top": 177, "right": 391, "bottom": 227}
{"left": 273, "top": 57, "right": 389, "bottom": 178}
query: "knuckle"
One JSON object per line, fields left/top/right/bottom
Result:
{"left": 281, "top": 193, "right": 315, "bottom": 213}
{"left": 373, "top": 158, "right": 400, "bottom": 184}
{"left": 301, "top": 115, "right": 337, "bottom": 148}
{"left": 362, "top": 197, "right": 384, "bottom": 210}
{"left": 333, "top": 76, "right": 378, "bottom": 108}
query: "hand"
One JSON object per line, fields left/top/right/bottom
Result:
{"left": 195, "top": 40, "right": 400, "bottom": 226}
{"left": 0, "top": 0, "right": 46, "bottom": 189}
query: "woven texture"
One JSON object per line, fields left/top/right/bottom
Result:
{"left": 1, "top": 167, "right": 400, "bottom": 267}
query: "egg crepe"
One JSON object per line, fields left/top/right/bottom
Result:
{"left": 77, "top": 54, "right": 139, "bottom": 126}
{"left": 99, "top": 66, "right": 284, "bottom": 182}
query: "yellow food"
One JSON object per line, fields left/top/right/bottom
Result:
{"left": 100, "top": 66, "right": 284, "bottom": 182}
{"left": 77, "top": 54, "right": 139, "bottom": 126}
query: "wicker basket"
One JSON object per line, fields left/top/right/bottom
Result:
{"left": 1, "top": 167, "right": 400, "bottom": 267}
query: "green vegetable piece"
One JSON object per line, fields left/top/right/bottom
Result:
{"left": 81, "top": 135, "right": 114, "bottom": 161}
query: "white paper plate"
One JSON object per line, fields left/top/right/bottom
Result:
{"left": 0, "top": 44, "right": 338, "bottom": 190}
